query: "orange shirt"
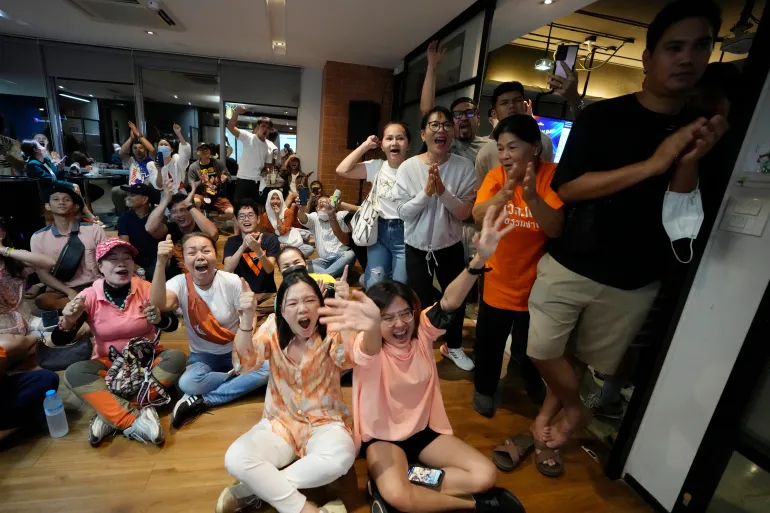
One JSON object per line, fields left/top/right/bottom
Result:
{"left": 260, "top": 209, "right": 297, "bottom": 236}
{"left": 234, "top": 314, "right": 355, "bottom": 457}
{"left": 476, "top": 162, "right": 563, "bottom": 311}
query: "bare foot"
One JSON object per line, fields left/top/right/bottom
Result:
{"left": 544, "top": 405, "right": 591, "bottom": 449}
{"left": 530, "top": 413, "right": 550, "bottom": 443}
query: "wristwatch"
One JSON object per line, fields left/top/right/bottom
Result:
{"left": 466, "top": 264, "right": 491, "bottom": 275}
{"left": 186, "top": 204, "right": 195, "bottom": 211}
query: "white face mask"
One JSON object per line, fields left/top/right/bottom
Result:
{"left": 317, "top": 212, "right": 329, "bottom": 221}
{"left": 662, "top": 187, "right": 704, "bottom": 264}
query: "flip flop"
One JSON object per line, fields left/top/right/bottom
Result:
{"left": 492, "top": 433, "right": 535, "bottom": 472}
{"left": 534, "top": 440, "right": 563, "bottom": 477}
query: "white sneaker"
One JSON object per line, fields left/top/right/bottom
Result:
{"left": 88, "top": 414, "right": 117, "bottom": 447}
{"left": 320, "top": 500, "right": 347, "bottom": 513}
{"left": 123, "top": 406, "right": 164, "bottom": 445}
{"left": 215, "top": 483, "right": 261, "bottom": 513}
{"left": 440, "top": 344, "right": 475, "bottom": 371}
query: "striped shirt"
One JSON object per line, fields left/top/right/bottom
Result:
{"left": 300, "top": 211, "right": 350, "bottom": 259}
{"left": 234, "top": 314, "right": 355, "bottom": 457}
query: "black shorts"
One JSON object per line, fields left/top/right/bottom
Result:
{"left": 360, "top": 427, "right": 441, "bottom": 463}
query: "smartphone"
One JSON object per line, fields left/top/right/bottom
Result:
{"left": 41, "top": 310, "right": 59, "bottom": 331}
{"left": 553, "top": 44, "right": 579, "bottom": 79}
{"left": 407, "top": 466, "right": 445, "bottom": 488}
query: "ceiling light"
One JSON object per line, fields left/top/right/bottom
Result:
{"left": 58, "top": 85, "right": 64, "bottom": 89}
{"left": 284, "top": 111, "right": 288, "bottom": 114}
{"left": 0, "top": 9, "right": 8, "bottom": 19}
{"left": 188, "top": 102, "right": 192, "bottom": 105}
{"left": 39, "top": 108, "right": 44, "bottom": 111}
{"left": 88, "top": 94, "right": 94, "bottom": 97}
{"left": 173, "top": 95, "right": 178, "bottom": 98}
{"left": 289, "top": 127, "right": 293, "bottom": 131}
{"left": 535, "top": 23, "right": 555, "bottom": 71}
{"left": 274, "top": 41, "right": 284, "bottom": 47}
{"left": 543, "top": 0, "right": 553, "bottom": 4}
{"left": 59, "top": 93, "right": 91, "bottom": 103}
{"left": 146, "top": 31, "right": 155, "bottom": 35}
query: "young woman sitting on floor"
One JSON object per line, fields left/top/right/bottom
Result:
{"left": 217, "top": 270, "right": 355, "bottom": 513}
{"left": 57, "top": 238, "right": 185, "bottom": 447}
{"left": 317, "top": 208, "right": 525, "bottom": 513}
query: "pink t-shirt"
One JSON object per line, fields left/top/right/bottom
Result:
{"left": 79, "top": 276, "right": 157, "bottom": 358}
{"left": 352, "top": 305, "right": 453, "bottom": 451}
{"left": 30, "top": 221, "right": 106, "bottom": 288}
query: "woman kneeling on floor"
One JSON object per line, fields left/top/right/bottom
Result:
{"left": 218, "top": 270, "right": 355, "bottom": 513}
{"left": 58, "top": 238, "right": 185, "bottom": 446}
{"left": 317, "top": 208, "right": 525, "bottom": 513}
{"left": 150, "top": 232, "right": 270, "bottom": 429}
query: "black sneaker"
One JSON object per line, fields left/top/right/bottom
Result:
{"left": 474, "top": 487, "right": 525, "bottom": 513}
{"left": 171, "top": 395, "right": 207, "bottom": 429}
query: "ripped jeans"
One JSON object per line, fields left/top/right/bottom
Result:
{"left": 364, "top": 218, "right": 406, "bottom": 288}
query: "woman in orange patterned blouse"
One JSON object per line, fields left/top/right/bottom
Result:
{"left": 217, "top": 271, "right": 353, "bottom": 513}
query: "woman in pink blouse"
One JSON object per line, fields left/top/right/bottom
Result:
{"left": 318, "top": 209, "right": 525, "bottom": 513}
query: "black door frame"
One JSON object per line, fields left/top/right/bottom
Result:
{"left": 606, "top": 0, "right": 770, "bottom": 489}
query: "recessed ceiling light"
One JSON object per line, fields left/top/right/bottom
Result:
{"left": 289, "top": 127, "right": 293, "bottom": 131}
{"left": 146, "top": 31, "right": 155, "bottom": 35}
{"left": 88, "top": 94, "right": 93, "bottom": 97}
{"left": 173, "top": 95, "right": 178, "bottom": 98}
{"left": 188, "top": 102, "right": 192, "bottom": 105}
{"left": 274, "top": 41, "right": 285, "bottom": 47}
{"left": 39, "top": 108, "right": 44, "bottom": 111}
{"left": 0, "top": 9, "right": 9, "bottom": 19}
{"left": 58, "top": 85, "right": 64, "bottom": 89}
{"left": 542, "top": 0, "right": 553, "bottom": 4}
{"left": 284, "top": 111, "right": 288, "bottom": 114}
{"left": 59, "top": 93, "right": 91, "bottom": 103}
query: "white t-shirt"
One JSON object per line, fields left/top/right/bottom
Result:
{"left": 166, "top": 271, "right": 242, "bottom": 355}
{"left": 237, "top": 131, "right": 273, "bottom": 183}
{"left": 302, "top": 211, "right": 351, "bottom": 259}
{"left": 149, "top": 142, "right": 191, "bottom": 191}
{"left": 364, "top": 159, "right": 400, "bottom": 220}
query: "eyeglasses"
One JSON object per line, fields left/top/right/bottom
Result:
{"left": 381, "top": 309, "right": 415, "bottom": 327}
{"left": 237, "top": 213, "right": 256, "bottom": 220}
{"left": 427, "top": 121, "right": 454, "bottom": 133}
{"left": 452, "top": 109, "right": 478, "bottom": 120}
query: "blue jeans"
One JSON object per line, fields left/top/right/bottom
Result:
{"left": 178, "top": 352, "right": 269, "bottom": 406}
{"left": 365, "top": 218, "right": 406, "bottom": 288}
{"left": 309, "top": 250, "right": 356, "bottom": 278}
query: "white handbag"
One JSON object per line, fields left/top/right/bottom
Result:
{"left": 351, "top": 167, "right": 381, "bottom": 247}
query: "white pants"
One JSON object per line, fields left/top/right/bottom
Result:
{"left": 224, "top": 418, "right": 356, "bottom": 513}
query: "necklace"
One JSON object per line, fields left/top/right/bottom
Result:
{"left": 103, "top": 285, "right": 128, "bottom": 311}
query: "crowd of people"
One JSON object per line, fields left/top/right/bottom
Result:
{"left": 0, "top": 1, "right": 741, "bottom": 512}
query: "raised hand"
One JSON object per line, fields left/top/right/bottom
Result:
{"left": 157, "top": 234, "right": 175, "bottom": 264}
{"left": 679, "top": 115, "right": 728, "bottom": 167}
{"left": 62, "top": 295, "right": 86, "bottom": 324}
{"left": 186, "top": 182, "right": 199, "bottom": 206}
{"left": 364, "top": 135, "right": 380, "bottom": 151}
{"left": 525, "top": 99, "right": 533, "bottom": 117}
{"left": 521, "top": 162, "right": 539, "bottom": 204}
{"left": 162, "top": 177, "right": 176, "bottom": 199}
{"left": 238, "top": 277, "right": 258, "bottom": 315}
{"left": 319, "top": 290, "right": 381, "bottom": 333}
{"left": 128, "top": 121, "right": 141, "bottom": 138}
{"left": 648, "top": 118, "right": 709, "bottom": 175}
{"left": 142, "top": 300, "right": 161, "bottom": 325}
{"left": 316, "top": 278, "right": 329, "bottom": 297}
{"left": 548, "top": 61, "right": 579, "bottom": 103}
{"left": 234, "top": 106, "right": 247, "bottom": 116}
{"left": 334, "top": 265, "right": 351, "bottom": 301}
{"left": 473, "top": 205, "right": 515, "bottom": 262}
{"left": 172, "top": 123, "right": 182, "bottom": 134}
{"left": 244, "top": 233, "right": 264, "bottom": 256}
{"left": 427, "top": 40, "right": 446, "bottom": 69}
{"left": 424, "top": 164, "right": 437, "bottom": 197}
{"left": 432, "top": 165, "right": 445, "bottom": 196}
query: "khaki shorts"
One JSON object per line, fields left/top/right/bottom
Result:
{"left": 527, "top": 253, "right": 660, "bottom": 375}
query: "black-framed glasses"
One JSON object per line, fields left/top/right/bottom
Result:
{"left": 427, "top": 121, "right": 454, "bottom": 133}
{"left": 381, "top": 309, "right": 415, "bottom": 327}
{"left": 237, "top": 213, "right": 256, "bottom": 221}
{"left": 452, "top": 109, "right": 478, "bottom": 120}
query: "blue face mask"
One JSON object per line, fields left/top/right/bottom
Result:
{"left": 158, "top": 146, "right": 171, "bottom": 157}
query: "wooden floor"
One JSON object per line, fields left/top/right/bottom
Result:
{"left": 0, "top": 235, "right": 652, "bottom": 513}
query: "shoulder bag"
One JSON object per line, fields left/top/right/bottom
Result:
{"left": 351, "top": 165, "right": 381, "bottom": 247}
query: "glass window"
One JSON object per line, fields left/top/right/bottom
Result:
{"left": 0, "top": 37, "right": 48, "bottom": 175}
{"left": 54, "top": 78, "right": 135, "bottom": 165}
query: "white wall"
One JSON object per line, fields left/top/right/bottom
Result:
{"left": 624, "top": 71, "right": 770, "bottom": 511}
{"left": 296, "top": 67, "right": 322, "bottom": 178}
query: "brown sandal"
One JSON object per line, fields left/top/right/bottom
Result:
{"left": 534, "top": 440, "right": 563, "bottom": 477}
{"left": 492, "top": 433, "right": 535, "bottom": 472}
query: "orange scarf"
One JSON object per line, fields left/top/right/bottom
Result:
{"left": 185, "top": 273, "right": 235, "bottom": 345}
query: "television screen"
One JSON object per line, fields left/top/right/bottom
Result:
{"left": 534, "top": 116, "right": 574, "bottom": 164}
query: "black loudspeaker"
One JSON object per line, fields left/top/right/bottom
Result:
{"left": 0, "top": 177, "right": 45, "bottom": 250}
{"left": 347, "top": 101, "right": 380, "bottom": 150}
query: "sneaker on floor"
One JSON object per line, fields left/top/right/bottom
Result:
{"left": 320, "top": 500, "right": 347, "bottom": 513}
{"left": 171, "top": 394, "right": 207, "bottom": 429}
{"left": 583, "top": 392, "right": 625, "bottom": 420}
{"left": 123, "top": 406, "right": 164, "bottom": 445}
{"left": 88, "top": 414, "right": 118, "bottom": 447}
{"left": 474, "top": 487, "right": 525, "bottom": 513}
{"left": 472, "top": 391, "right": 496, "bottom": 418}
{"left": 440, "top": 343, "right": 475, "bottom": 371}
{"left": 216, "top": 484, "right": 262, "bottom": 513}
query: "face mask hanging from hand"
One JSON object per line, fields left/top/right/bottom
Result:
{"left": 662, "top": 187, "right": 705, "bottom": 264}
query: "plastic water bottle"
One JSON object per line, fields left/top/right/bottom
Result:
{"left": 43, "top": 390, "right": 69, "bottom": 438}
{"left": 330, "top": 189, "right": 342, "bottom": 208}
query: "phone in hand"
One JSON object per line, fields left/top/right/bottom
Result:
{"left": 407, "top": 466, "right": 445, "bottom": 488}
{"left": 553, "top": 44, "right": 579, "bottom": 79}
{"left": 41, "top": 310, "right": 59, "bottom": 332}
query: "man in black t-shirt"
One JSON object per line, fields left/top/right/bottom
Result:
{"left": 524, "top": 0, "right": 728, "bottom": 464}
{"left": 188, "top": 143, "right": 234, "bottom": 219}
{"left": 223, "top": 199, "right": 280, "bottom": 315}
{"left": 117, "top": 184, "right": 162, "bottom": 280}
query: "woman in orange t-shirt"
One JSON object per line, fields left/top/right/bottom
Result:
{"left": 471, "top": 115, "right": 564, "bottom": 423}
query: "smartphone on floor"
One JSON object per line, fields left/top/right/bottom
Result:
{"left": 41, "top": 310, "right": 59, "bottom": 331}
{"left": 408, "top": 466, "right": 445, "bottom": 488}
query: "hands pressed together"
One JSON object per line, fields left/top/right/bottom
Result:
{"left": 424, "top": 163, "right": 445, "bottom": 197}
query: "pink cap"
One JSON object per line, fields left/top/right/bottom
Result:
{"left": 96, "top": 238, "right": 138, "bottom": 261}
